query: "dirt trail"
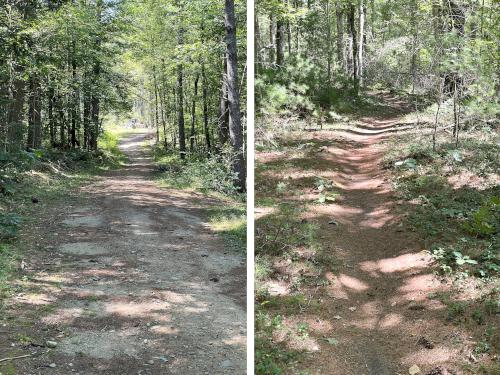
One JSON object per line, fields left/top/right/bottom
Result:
{"left": 297, "top": 97, "right": 458, "bottom": 374}
{"left": 0, "top": 131, "right": 246, "bottom": 374}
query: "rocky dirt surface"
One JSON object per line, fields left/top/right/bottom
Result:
{"left": 0, "top": 132, "right": 246, "bottom": 374}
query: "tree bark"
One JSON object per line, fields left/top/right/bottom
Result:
{"left": 190, "top": 73, "right": 199, "bottom": 152}
{"left": 326, "top": 0, "right": 332, "bottom": 82}
{"left": 90, "top": 63, "right": 100, "bottom": 151}
{"left": 276, "top": 16, "right": 285, "bottom": 66}
{"left": 153, "top": 67, "right": 160, "bottom": 144}
{"left": 27, "top": 75, "right": 42, "bottom": 149}
{"left": 6, "top": 73, "right": 25, "bottom": 152}
{"left": 218, "top": 54, "right": 230, "bottom": 149}
{"left": 269, "top": 13, "right": 276, "bottom": 65}
{"left": 255, "top": 12, "right": 261, "bottom": 73}
{"left": 358, "top": 0, "right": 365, "bottom": 86}
{"left": 177, "top": 27, "right": 186, "bottom": 159}
{"left": 48, "top": 87, "right": 56, "bottom": 148}
{"left": 348, "top": 3, "right": 359, "bottom": 94}
{"left": 224, "top": 0, "right": 246, "bottom": 191}
{"left": 336, "top": 2, "right": 346, "bottom": 73}
{"left": 202, "top": 64, "right": 211, "bottom": 153}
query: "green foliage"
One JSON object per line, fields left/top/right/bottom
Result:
{"left": 207, "top": 205, "right": 246, "bottom": 253}
{"left": 255, "top": 309, "right": 300, "bottom": 375}
{"left": 463, "top": 197, "right": 500, "bottom": 237}
{"left": 314, "top": 177, "right": 339, "bottom": 204}
{"left": 447, "top": 301, "right": 466, "bottom": 321}
{"left": 474, "top": 341, "right": 491, "bottom": 355}
{"left": 255, "top": 203, "right": 319, "bottom": 257}
{"left": 0, "top": 214, "right": 22, "bottom": 240}
{"left": 155, "top": 148, "right": 243, "bottom": 197}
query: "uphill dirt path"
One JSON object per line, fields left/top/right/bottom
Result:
{"left": 290, "top": 96, "right": 461, "bottom": 374}
{"left": 0, "top": 132, "right": 246, "bottom": 375}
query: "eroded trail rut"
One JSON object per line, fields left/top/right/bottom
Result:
{"left": 2, "top": 132, "right": 246, "bottom": 374}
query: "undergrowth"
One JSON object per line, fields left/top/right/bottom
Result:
{"left": 386, "top": 124, "right": 499, "bottom": 368}
{"left": 255, "top": 182, "right": 333, "bottom": 372}
{"left": 386, "top": 133, "right": 499, "bottom": 279}
{"left": 153, "top": 145, "right": 246, "bottom": 253}
{"left": 0, "top": 129, "right": 126, "bottom": 304}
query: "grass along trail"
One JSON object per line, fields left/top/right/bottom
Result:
{"left": 0, "top": 131, "right": 246, "bottom": 375}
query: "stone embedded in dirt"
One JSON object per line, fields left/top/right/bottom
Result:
{"left": 152, "top": 355, "right": 169, "bottom": 363}
{"left": 416, "top": 336, "right": 434, "bottom": 349}
{"left": 333, "top": 315, "right": 342, "bottom": 320}
{"left": 348, "top": 306, "right": 357, "bottom": 311}
{"left": 328, "top": 220, "right": 339, "bottom": 225}
{"left": 62, "top": 215, "right": 103, "bottom": 227}
{"left": 60, "top": 331, "right": 141, "bottom": 359}
{"left": 58, "top": 242, "right": 109, "bottom": 256}
{"left": 409, "top": 364, "right": 421, "bottom": 374}
{"left": 48, "top": 363, "right": 57, "bottom": 368}
{"left": 220, "top": 360, "right": 233, "bottom": 368}
{"left": 46, "top": 340, "right": 58, "bottom": 348}
{"left": 408, "top": 302, "right": 425, "bottom": 311}
{"left": 425, "top": 367, "right": 456, "bottom": 375}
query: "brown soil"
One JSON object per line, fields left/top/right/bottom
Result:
{"left": 0, "top": 132, "right": 246, "bottom": 374}
{"left": 257, "top": 96, "right": 486, "bottom": 374}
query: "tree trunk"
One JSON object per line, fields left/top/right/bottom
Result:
{"left": 27, "top": 76, "right": 42, "bottom": 149}
{"left": 153, "top": 67, "right": 160, "bottom": 144}
{"left": 269, "top": 13, "right": 276, "bottom": 65}
{"left": 90, "top": 63, "right": 100, "bottom": 151}
{"left": 276, "top": 16, "right": 285, "bottom": 66}
{"left": 202, "top": 64, "right": 211, "bottom": 153}
{"left": 83, "top": 87, "right": 91, "bottom": 150}
{"left": 177, "top": 28, "right": 186, "bottom": 159}
{"left": 348, "top": 4, "right": 359, "bottom": 94}
{"left": 224, "top": 0, "right": 246, "bottom": 191}
{"left": 160, "top": 59, "right": 168, "bottom": 149}
{"left": 190, "top": 73, "right": 199, "bottom": 152}
{"left": 6, "top": 75, "right": 25, "bottom": 152}
{"left": 336, "top": 2, "right": 346, "bottom": 73}
{"left": 255, "top": 12, "right": 261, "bottom": 73}
{"left": 358, "top": 0, "right": 365, "bottom": 86}
{"left": 326, "top": 0, "right": 332, "bottom": 82}
{"left": 218, "top": 54, "right": 230, "bottom": 149}
{"left": 48, "top": 87, "right": 56, "bottom": 148}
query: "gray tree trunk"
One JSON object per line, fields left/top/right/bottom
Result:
{"left": 224, "top": 0, "right": 246, "bottom": 191}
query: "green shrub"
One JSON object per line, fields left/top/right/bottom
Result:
{"left": 155, "top": 147, "right": 243, "bottom": 197}
{"left": 0, "top": 214, "right": 22, "bottom": 240}
{"left": 464, "top": 197, "right": 500, "bottom": 237}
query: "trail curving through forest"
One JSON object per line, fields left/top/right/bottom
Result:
{"left": 0, "top": 131, "right": 246, "bottom": 374}
{"left": 296, "top": 97, "right": 457, "bottom": 374}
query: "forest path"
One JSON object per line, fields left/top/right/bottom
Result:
{"left": 299, "top": 96, "right": 455, "bottom": 375}
{"left": 0, "top": 131, "right": 246, "bottom": 374}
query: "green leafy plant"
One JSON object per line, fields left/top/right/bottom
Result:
{"left": 0, "top": 213, "right": 22, "bottom": 240}
{"left": 314, "top": 177, "right": 339, "bottom": 204}
{"left": 296, "top": 322, "right": 309, "bottom": 338}
{"left": 463, "top": 197, "right": 499, "bottom": 237}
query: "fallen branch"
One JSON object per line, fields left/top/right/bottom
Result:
{"left": 0, "top": 354, "right": 32, "bottom": 363}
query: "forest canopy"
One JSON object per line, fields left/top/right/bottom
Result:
{"left": 255, "top": 0, "right": 499, "bottom": 135}
{"left": 0, "top": 0, "right": 247, "bottom": 190}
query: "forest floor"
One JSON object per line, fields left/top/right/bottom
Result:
{"left": 255, "top": 93, "right": 498, "bottom": 375}
{"left": 0, "top": 131, "right": 246, "bottom": 375}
